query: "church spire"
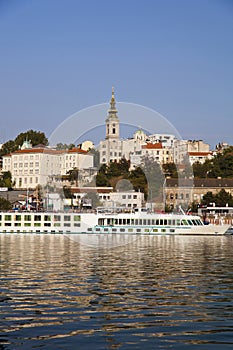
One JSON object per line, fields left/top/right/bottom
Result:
{"left": 105, "top": 87, "right": 120, "bottom": 140}
{"left": 107, "top": 86, "right": 118, "bottom": 121}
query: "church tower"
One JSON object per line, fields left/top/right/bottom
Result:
{"left": 105, "top": 87, "right": 120, "bottom": 140}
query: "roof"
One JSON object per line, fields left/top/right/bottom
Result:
{"left": 4, "top": 147, "right": 90, "bottom": 157}
{"left": 188, "top": 152, "right": 212, "bottom": 156}
{"left": 71, "top": 187, "right": 113, "bottom": 194}
{"left": 166, "top": 178, "right": 233, "bottom": 188}
{"left": 142, "top": 142, "right": 163, "bottom": 149}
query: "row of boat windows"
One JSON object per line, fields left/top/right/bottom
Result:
{"left": 0, "top": 222, "right": 81, "bottom": 227}
{"left": 0, "top": 215, "right": 81, "bottom": 222}
{"left": 98, "top": 218, "right": 203, "bottom": 226}
{"left": 89, "top": 227, "right": 175, "bottom": 233}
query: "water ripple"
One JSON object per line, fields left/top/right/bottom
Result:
{"left": 0, "top": 234, "right": 233, "bottom": 349}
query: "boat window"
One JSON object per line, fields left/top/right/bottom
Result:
{"left": 35, "top": 223, "right": 41, "bottom": 227}
{"left": 192, "top": 220, "right": 197, "bottom": 226}
{"left": 197, "top": 220, "right": 202, "bottom": 225}
{"left": 5, "top": 215, "right": 11, "bottom": 221}
{"left": 74, "top": 215, "right": 80, "bottom": 222}
{"left": 96, "top": 228, "right": 100, "bottom": 232}
{"left": 139, "top": 219, "right": 142, "bottom": 225}
{"left": 44, "top": 215, "right": 51, "bottom": 221}
{"left": 128, "top": 228, "right": 133, "bottom": 232}
{"left": 161, "top": 228, "right": 166, "bottom": 233}
{"left": 14, "top": 223, "right": 21, "bottom": 226}
{"left": 0, "top": 215, "right": 1, "bottom": 220}
{"left": 24, "top": 223, "right": 31, "bottom": 227}
{"left": 136, "top": 228, "right": 141, "bottom": 232}
{"left": 168, "top": 220, "right": 172, "bottom": 225}
{"left": 143, "top": 219, "right": 147, "bottom": 225}
{"left": 164, "top": 219, "right": 168, "bottom": 225}
{"left": 112, "top": 228, "right": 117, "bottom": 232}
{"left": 153, "top": 228, "right": 158, "bottom": 232}
{"left": 35, "top": 215, "right": 41, "bottom": 221}
{"left": 54, "top": 223, "right": 60, "bottom": 227}
{"left": 24, "top": 215, "right": 31, "bottom": 221}
{"left": 172, "top": 220, "right": 176, "bottom": 225}
{"left": 151, "top": 219, "right": 155, "bottom": 225}
{"left": 131, "top": 219, "right": 134, "bottom": 225}
{"left": 144, "top": 228, "right": 150, "bottom": 232}
{"left": 54, "top": 215, "right": 61, "bottom": 221}
{"left": 120, "top": 228, "right": 125, "bottom": 232}
{"left": 159, "top": 220, "right": 163, "bottom": 226}
{"left": 64, "top": 215, "right": 71, "bottom": 221}
{"left": 119, "top": 219, "right": 122, "bottom": 225}
{"left": 64, "top": 223, "right": 70, "bottom": 227}
{"left": 114, "top": 219, "right": 118, "bottom": 225}
{"left": 5, "top": 223, "right": 11, "bottom": 226}
{"left": 170, "top": 229, "right": 175, "bottom": 233}
{"left": 187, "top": 220, "right": 193, "bottom": 225}
{"left": 147, "top": 219, "right": 151, "bottom": 225}
{"left": 177, "top": 220, "right": 180, "bottom": 226}
{"left": 15, "top": 215, "right": 21, "bottom": 221}
{"left": 181, "top": 219, "right": 188, "bottom": 225}
{"left": 127, "top": 219, "right": 130, "bottom": 225}
{"left": 135, "top": 219, "right": 138, "bottom": 225}
{"left": 87, "top": 228, "right": 92, "bottom": 232}
{"left": 123, "top": 219, "right": 126, "bottom": 225}
{"left": 156, "top": 219, "right": 159, "bottom": 225}
{"left": 44, "top": 223, "right": 51, "bottom": 227}
{"left": 104, "top": 228, "right": 108, "bottom": 232}
{"left": 74, "top": 223, "right": 80, "bottom": 227}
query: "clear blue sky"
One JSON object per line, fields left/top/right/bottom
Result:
{"left": 0, "top": 0, "right": 232, "bottom": 148}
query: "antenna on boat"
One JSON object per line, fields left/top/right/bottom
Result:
{"left": 179, "top": 205, "right": 186, "bottom": 215}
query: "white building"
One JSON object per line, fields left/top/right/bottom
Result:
{"left": 99, "top": 190, "right": 144, "bottom": 208}
{"left": 2, "top": 145, "right": 94, "bottom": 189}
{"left": 173, "top": 139, "right": 212, "bottom": 165}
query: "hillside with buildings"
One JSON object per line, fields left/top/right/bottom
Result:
{"left": 0, "top": 88, "right": 232, "bottom": 211}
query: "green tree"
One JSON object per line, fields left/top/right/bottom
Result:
{"left": 201, "top": 191, "right": 215, "bottom": 206}
{"left": 129, "top": 166, "right": 148, "bottom": 199}
{"left": 14, "top": 130, "right": 48, "bottom": 148}
{"left": 162, "top": 162, "right": 178, "bottom": 178}
{"left": 0, "top": 140, "right": 17, "bottom": 156}
{"left": 215, "top": 189, "right": 233, "bottom": 206}
{"left": 0, "top": 197, "right": 12, "bottom": 210}
{"left": 0, "top": 130, "right": 48, "bottom": 157}
{"left": 66, "top": 168, "right": 79, "bottom": 187}
{"left": 0, "top": 171, "right": 14, "bottom": 189}
{"left": 96, "top": 172, "right": 110, "bottom": 187}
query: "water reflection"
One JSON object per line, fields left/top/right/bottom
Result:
{"left": 0, "top": 234, "right": 233, "bottom": 349}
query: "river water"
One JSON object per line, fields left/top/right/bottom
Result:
{"left": 0, "top": 234, "right": 233, "bottom": 349}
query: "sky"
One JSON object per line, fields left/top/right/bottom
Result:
{"left": 0, "top": 0, "right": 232, "bottom": 148}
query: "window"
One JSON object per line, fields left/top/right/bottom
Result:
{"left": 64, "top": 215, "right": 71, "bottom": 221}
{"left": 24, "top": 215, "right": 31, "bottom": 221}
{"left": 5, "top": 215, "right": 11, "bottom": 221}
